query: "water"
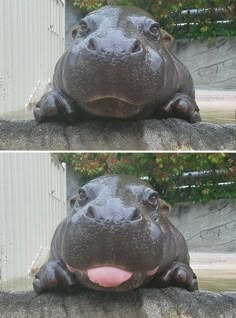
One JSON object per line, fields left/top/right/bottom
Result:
{"left": 199, "top": 276, "right": 236, "bottom": 292}
{"left": 0, "top": 277, "right": 33, "bottom": 291}
{"left": 0, "top": 108, "right": 34, "bottom": 121}
{"left": 196, "top": 89, "right": 236, "bottom": 124}
{"left": 190, "top": 252, "right": 236, "bottom": 292}
{"left": 201, "top": 110, "right": 235, "bottom": 124}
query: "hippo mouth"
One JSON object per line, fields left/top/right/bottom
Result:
{"left": 66, "top": 264, "right": 159, "bottom": 288}
{"left": 80, "top": 97, "right": 147, "bottom": 119}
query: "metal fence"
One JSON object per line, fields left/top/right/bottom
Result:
{"left": 0, "top": 0, "right": 65, "bottom": 116}
{"left": 0, "top": 153, "right": 66, "bottom": 289}
{"left": 161, "top": 5, "right": 236, "bottom": 38}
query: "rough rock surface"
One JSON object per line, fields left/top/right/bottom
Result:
{"left": 0, "top": 119, "right": 235, "bottom": 150}
{"left": 170, "top": 200, "right": 236, "bottom": 252}
{"left": 0, "top": 288, "right": 236, "bottom": 318}
{"left": 173, "top": 37, "right": 236, "bottom": 90}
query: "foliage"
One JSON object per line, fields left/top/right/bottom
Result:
{"left": 59, "top": 153, "right": 236, "bottom": 204}
{"left": 71, "top": 0, "right": 236, "bottom": 40}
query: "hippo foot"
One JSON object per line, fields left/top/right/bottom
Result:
{"left": 161, "top": 93, "right": 201, "bottom": 123}
{"left": 33, "top": 260, "right": 78, "bottom": 293}
{"left": 148, "top": 262, "right": 198, "bottom": 291}
{"left": 34, "top": 91, "right": 77, "bottom": 123}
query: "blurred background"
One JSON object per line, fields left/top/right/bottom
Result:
{"left": 0, "top": 152, "right": 235, "bottom": 291}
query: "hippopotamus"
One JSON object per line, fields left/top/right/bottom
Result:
{"left": 34, "top": 6, "right": 201, "bottom": 124}
{"left": 33, "top": 175, "right": 198, "bottom": 293}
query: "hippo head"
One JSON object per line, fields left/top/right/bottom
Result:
{"left": 62, "top": 6, "right": 174, "bottom": 118}
{"left": 61, "top": 175, "right": 166, "bottom": 291}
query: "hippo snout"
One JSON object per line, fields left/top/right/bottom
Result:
{"left": 85, "top": 205, "right": 142, "bottom": 224}
{"left": 86, "top": 34, "right": 143, "bottom": 57}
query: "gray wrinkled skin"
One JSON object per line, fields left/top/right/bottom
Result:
{"left": 33, "top": 175, "right": 198, "bottom": 294}
{"left": 34, "top": 6, "right": 201, "bottom": 123}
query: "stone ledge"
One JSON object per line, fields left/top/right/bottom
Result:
{"left": 0, "top": 288, "right": 235, "bottom": 318}
{"left": 172, "top": 37, "right": 236, "bottom": 90}
{"left": 0, "top": 119, "right": 235, "bottom": 150}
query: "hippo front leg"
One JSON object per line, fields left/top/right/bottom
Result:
{"left": 34, "top": 91, "right": 77, "bottom": 123}
{"left": 147, "top": 261, "right": 198, "bottom": 291}
{"left": 159, "top": 93, "right": 201, "bottom": 123}
{"left": 33, "top": 260, "right": 78, "bottom": 293}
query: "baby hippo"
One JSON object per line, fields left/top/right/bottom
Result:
{"left": 33, "top": 175, "right": 198, "bottom": 293}
{"left": 34, "top": 6, "right": 201, "bottom": 124}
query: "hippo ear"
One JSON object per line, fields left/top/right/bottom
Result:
{"left": 68, "top": 193, "right": 79, "bottom": 212}
{"left": 71, "top": 26, "right": 80, "bottom": 40}
{"left": 159, "top": 198, "right": 171, "bottom": 215}
{"left": 161, "top": 29, "right": 174, "bottom": 48}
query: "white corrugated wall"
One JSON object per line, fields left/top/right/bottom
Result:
{"left": 0, "top": 153, "right": 66, "bottom": 288}
{"left": 0, "top": 0, "right": 65, "bottom": 115}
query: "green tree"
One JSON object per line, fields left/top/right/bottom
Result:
{"left": 71, "top": 0, "right": 236, "bottom": 39}
{"left": 59, "top": 153, "right": 236, "bottom": 204}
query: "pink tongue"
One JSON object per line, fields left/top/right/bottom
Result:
{"left": 87, "top": 266, "right": 132, "bottom": 288}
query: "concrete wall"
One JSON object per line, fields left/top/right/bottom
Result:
{"left": 173, "top": 37, "right": 236, "bottom": 90}
{"left": 0, "top": 153, "right": 66, "bottom": 288}
{"left": 169, "top": 199, "right": 236, "bottom": 252}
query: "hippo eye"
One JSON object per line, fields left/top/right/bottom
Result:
{"left": 79, "top": 21, "right": 89, "bottom": 36}
{"left": 78, "top": 188, "right": 87, "bottom": 202}
{"left": 149, "top": 23, "right": 160, "bottom": 37}
{"left": 148, "top": 192, "right": 159, "bottom": 207}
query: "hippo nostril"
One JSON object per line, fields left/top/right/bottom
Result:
{"left": 87, "top": 38, "right": 96, "bottom": 51}
{"left": 131, "top": 40, "right": 142, "bottom": 53}
{"left": 85, "top": 206, "right": 96, "bottom": 219}
{"left": 130, "top": 208, "right": 142, "bottom": 221}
